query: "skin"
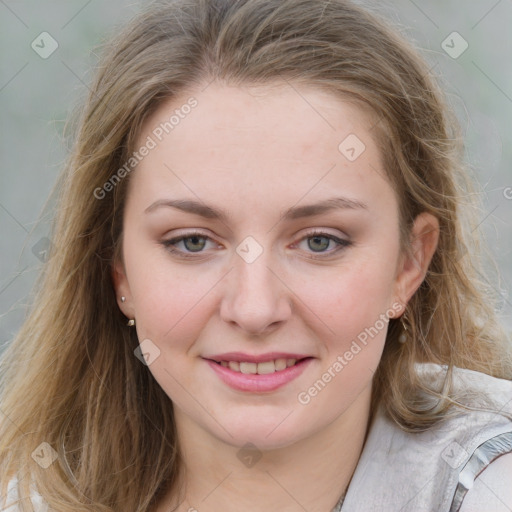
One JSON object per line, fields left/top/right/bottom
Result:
{"left": 113, "top": 82, "right": 439, "bottom": 512}
{"left": 458, "top": 453, "right": 512, "bottom": 511}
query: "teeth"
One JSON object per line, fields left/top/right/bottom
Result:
{"left": 239, "top": 362, "right": 257, "bottom": 374}
{"left": 257, "top": 361, "right": 276, "bottom": 374}
{"left": 275, "top": 358, "right": 287, "bottom": 371}
{"left": 219, "top": 358, "right": 301, "bottom": 374}
{"left": 228, "top": 361, "right": 240, "bottom": 372}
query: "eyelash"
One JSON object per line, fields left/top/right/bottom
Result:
{"left": 161, "top": 229, "right": 353, "bottom": 260}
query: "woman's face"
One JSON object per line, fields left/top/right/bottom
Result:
{"left": 114, "top": 82, "right": 437, "bottom": 449}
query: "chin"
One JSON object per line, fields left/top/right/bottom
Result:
{"left": 211, "top": 416, "right": 310, "bottom": 451}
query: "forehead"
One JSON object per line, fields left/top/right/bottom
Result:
{"left": 127, "top": 82, "right": 395, "bottom": 219}
{"left": 141, "top": 81, "right": 375, "bottom": 154}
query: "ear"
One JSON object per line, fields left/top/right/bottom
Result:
{"left": 111, "top": 255, "right": 135, "bottom": 319}
{"left": 393, "top": 212, "right": 440, "bottom": 311}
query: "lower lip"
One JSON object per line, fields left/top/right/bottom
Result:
{"left": 204, "top": 358, "right": 313, "bottom": 392}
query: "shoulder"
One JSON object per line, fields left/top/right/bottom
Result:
{"left": 0, "top": 476, "right": 20, "bottom": 510}
{"left": 415, "top": 363, "right": 512, "bottom": 512}
{"left": 459, "top": 452, "right": 512, "bottom": 511}
{"left": 0, "top": 476, "right": 48, "bottom": 511}
{"left": 344, "top": 368, "right": 512, "bottom": 512}
{"left": 416, "top": 362, "right": 512, "bottom": 413}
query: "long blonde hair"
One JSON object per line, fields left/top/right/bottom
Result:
{"left": 1, "top": 0, "right": 511, "bottom": 510}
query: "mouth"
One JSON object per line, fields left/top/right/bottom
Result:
{"left": 207, "top": 357, "right": 313, "bottom": 375}
{"left": 204, "top": 356, "right": 314, "bottom": 392}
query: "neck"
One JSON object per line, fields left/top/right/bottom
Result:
{"left": 156, "top": 384, "right": 373, "bottom": 512}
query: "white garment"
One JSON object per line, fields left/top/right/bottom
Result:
{"left": 1, "top": 475, "right": 47, "bottom": 511}
{"left": 339, "top": 363, "right": 512, "bottom": 512}
{"left": 2, "top": 364, "right": 512, "bottom": 512}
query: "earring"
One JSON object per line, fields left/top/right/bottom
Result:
{"left": 398, "top": 316, "right": 408, "bottom": 344}
{"left": 127, "top": 319, "right": 135, "bottom": 327}
{"left": 121, "top": 296, "right": 126, "bottom": 303}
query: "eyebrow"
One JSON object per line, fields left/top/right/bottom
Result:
{"left": 144, "top": 196, "right": 368, "bottom": 222}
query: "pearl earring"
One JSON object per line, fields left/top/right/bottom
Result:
{"left": 398, "top": 317, "right": 408, "bottom": 344}
{"left": 121, "top": 296, "right": 126, "bottom": 302}
{"left": 127, "top": 319, "right": 135, "bottom": 327}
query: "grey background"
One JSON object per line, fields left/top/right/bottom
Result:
{"left": 1, "top": 0, "right": 511, "bottom": 351}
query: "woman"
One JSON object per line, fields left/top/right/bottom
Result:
{"left": 1, "top": 1, "right": 511, "bottom": 511}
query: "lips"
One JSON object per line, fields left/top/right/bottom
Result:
{"left": 203, "top": 352, "right": 314, "bottom": 392}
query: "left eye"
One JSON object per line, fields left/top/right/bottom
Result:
{"left": 161, "top": 231, "right": 351, "bottom": 258}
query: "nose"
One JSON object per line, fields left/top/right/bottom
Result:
{"left": 220, "top": 249, "right": 292, "bottom": 336}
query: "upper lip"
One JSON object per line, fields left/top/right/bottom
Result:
{"left": 204, "top": 352, "right": 312, "bottom": 363}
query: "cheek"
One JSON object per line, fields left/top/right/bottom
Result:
{"left": 123, "top": 235, "right": 215, "bottom": 345}
{"left": 295, "top": 252, "right": 397, "bottom": 336}
{"left": 134, "top": 275, "right": 214, "bottom": 349}
{"left": 296, "top": 258, "right": 393, "bottom": 412}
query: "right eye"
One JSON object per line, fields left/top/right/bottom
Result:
{"left": 161, "top": 230, "right": 221, "bottom": 258}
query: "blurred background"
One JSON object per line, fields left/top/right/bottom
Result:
{"left": 1, "top": 0, "right": 511, "bottom": 352}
